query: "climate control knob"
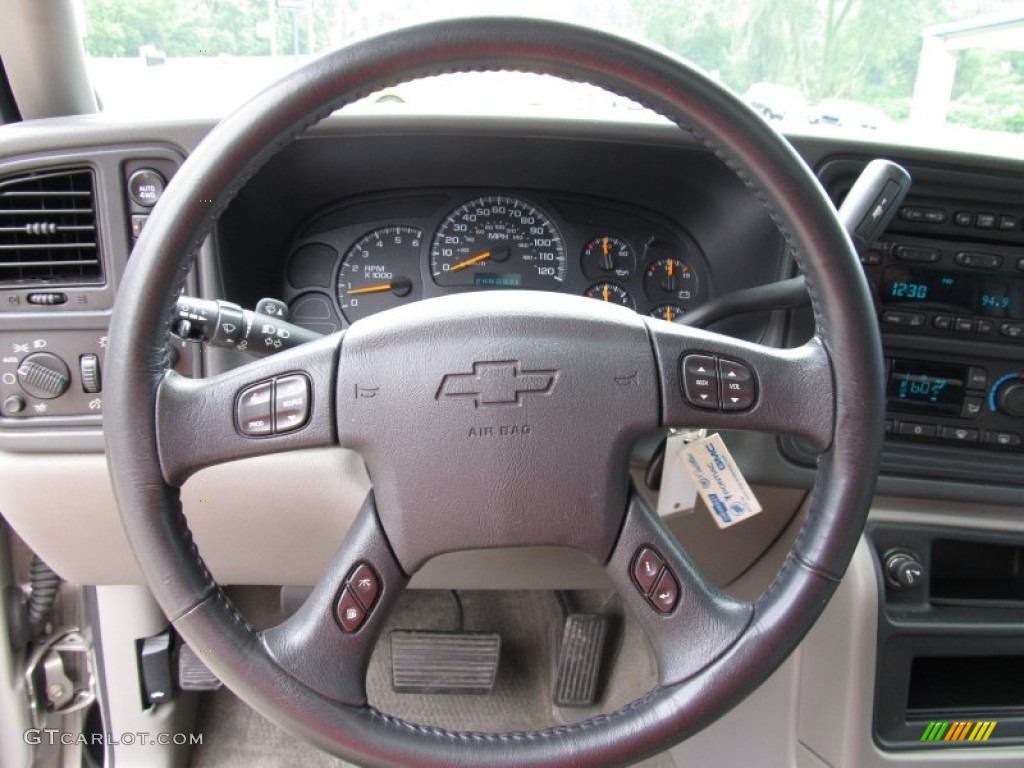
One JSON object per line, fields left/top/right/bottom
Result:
{"left": 17, "top": 352, "right": 71, "bottom": 399}
{"left": 994, "top": 377, "right": 1024, "bottom": 418}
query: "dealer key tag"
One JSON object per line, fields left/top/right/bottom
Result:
{"left": 678, "top": 433, "right": 762, "bottom": 529}
{"left": 656, "top": 429, "right": 705, "bottom": 518}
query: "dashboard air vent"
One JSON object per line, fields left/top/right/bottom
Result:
{"left": 0, "top": 168, "right": 102, "bottom": 285}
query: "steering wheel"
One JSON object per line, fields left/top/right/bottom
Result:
{"left": 106, "top": 17, "right": 883, "bottom": 767}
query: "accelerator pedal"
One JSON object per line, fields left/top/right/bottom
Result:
{"left": 177, "top": 643, "right": 222, "bottom": 691}
{"left": 390, "top": 631, "right": 500, "bottom": 694}
{"left": 552, "top": 613, "right": 608, "bottom": 707}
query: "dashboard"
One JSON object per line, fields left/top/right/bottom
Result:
{"left": 0, "top": 117, "right": 1021, "bottom": 496}
{"left": 281, "top": 189, "right": 708, "bottom": 334}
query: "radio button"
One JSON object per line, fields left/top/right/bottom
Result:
{"left": 1000, "top": 322, "right": 1024, "bottom": 339}
{"left": 882, "top": 311, "right": 926, "bottom": 328}
{"left": 955, "top": 251, "right": 1002, "bottom": 269}
{"left": 718, "top": 359, "right": 756, "bottom": 411}
{"left": 967, "top": 367, "right": 988, "bottom": 391}
{"left": 953, "top": 211, "right": 973, "bottom": 227}
{"left": 954, "top": 317, "right": 975, "bottom": 333}
{"left": 932, "top": 315, "right": 953, "bottom": 331}
{"left": 940, "top": 426, "right": 980, "bottom": 443}
{"left": 681, "top": 354, "right": 719, "bottom": 409}
{"left": 898, "top": 422, "right": 937, "bottom": 439}
{"left": 960, "top": 396, "right": 984, "bottom": 419}
{"left": 974, "top": 213, "right": 996, "bottom": 229}
{"left": 892, "top": 245, "right": 941, "bottom": 263}
{"left": 983, "top": 431, "right": 1022, "bottom": 448}
{"left": 975, "top": 319, "right": 996, "bottom": 335}
{"left": 1017, "top": 257, "right": 1024, "bottom": 272}
{"left": 999, "top": 215, "right": 1017, "bottom": 231}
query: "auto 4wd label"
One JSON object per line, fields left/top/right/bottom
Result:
{"left": 679, "top": 433, "right": 762, "bottom": 529}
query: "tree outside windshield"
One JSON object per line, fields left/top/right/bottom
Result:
{"left": 82, "top": 0, "right": 1023, "bottom": 138}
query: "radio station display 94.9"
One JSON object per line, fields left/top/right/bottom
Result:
{"left": 881, "top": 266, "right": 1023, "bottom": 319}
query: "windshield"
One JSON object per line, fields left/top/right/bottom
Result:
{"left": 80, "top": 0, "right": 1023, "bottom": 147}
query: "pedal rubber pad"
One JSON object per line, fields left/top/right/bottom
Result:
{"left": 553, "top": 613, "right": 608, "bottom": 707}
{"left": 390, "top": 631, "right": 500, "bottom": 694}
{"left": 177, "top": 643, "right": 222, "bottom": 691}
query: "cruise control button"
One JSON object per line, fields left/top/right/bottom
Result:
{"left": 274, "top": 374, "right": 310, "bottom": 433}
{"left": 335, "top": 587, "right": 367, "bottom": 633}
{"left": 632, "top": 547, "right": 664, "bottom": 595}
{"left": 650, "top": 570, "right": 679, "bottom": 614}
{"left": 236, "top": 381, "right": 273, "bottom": 436}
{"left": 348, "top": 563, "right": 380, "bottom": 610}
{"left": 718, "top": 358, "right": 756, "bottom": 411}
{"left": 682, "top": 354, "right": 719, "bottom": 409}
{"left": 939, "top": 426, "right": 979, "bottom": 443}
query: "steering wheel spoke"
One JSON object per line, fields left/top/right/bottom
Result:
{"left": 647, "top": 319, "right": 835, "bottom": 452}
{"left": 155, "top": 333, "right": 342, "bottom": 485}
{"left": 262, "top": 495, "right": 407, "bottom": 706}
{"left": 606, "top": 489, "right": 752, "bottom": 686}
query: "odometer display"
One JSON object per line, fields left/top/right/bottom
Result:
{"left": 430, "top": 196, "right": 566, "bottom": 288}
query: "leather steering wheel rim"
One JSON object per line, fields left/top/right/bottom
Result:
{"left": 106, "top": 17, "right": 884, "bottom": 768}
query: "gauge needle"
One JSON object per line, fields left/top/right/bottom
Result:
{"left": 602, "top": 284, "right": 610, "bottom": 302}
{"left": 600, "top": 238, "right": 612, "bottom": 270}
{"left": 665, "top": 307, "right": 675, "bottom": 321}
{"left": 347, "top": 284, "right": 394, "bottom": 295}
{"left": 448, "top": 250, "right": 492, "bottom": 272}
{"left": 347, "top": 277, "right": 412, "bottom": 297}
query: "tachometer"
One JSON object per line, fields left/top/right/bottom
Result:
{"left": 430, "top": 196, "right": 566, "bottom": 288}
{"left": 336, "top": 226, "right": 421, "bottom": 323}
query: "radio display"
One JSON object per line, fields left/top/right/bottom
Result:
{"left": 887, "top": 359, "right": 966, "bottom": 415}
{"left": 880, "top": 266, "right": 1024, "bottom": 319}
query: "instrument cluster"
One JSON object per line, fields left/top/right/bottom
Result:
{"left": 281, "top": 190, "right": 710, "bottom": 334}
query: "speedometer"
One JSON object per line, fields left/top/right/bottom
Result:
{"left": 430, "top": 196, "right": 566, "bottom": 288}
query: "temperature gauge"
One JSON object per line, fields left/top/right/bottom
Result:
{"left": 650, "top": 304, "right": 685, "bottom": 322}
{"left": 584, "top": 282, "right": 635, "bottom": 310}
{"left": 643, "top": 257, "right": 698, "bottom": 307}
{"left": 582, "top": 237, "right": 636, "bottom": 280}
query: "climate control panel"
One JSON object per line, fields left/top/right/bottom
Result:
{"left": 885, "top": 351, "right": 1024, "bottom": 450}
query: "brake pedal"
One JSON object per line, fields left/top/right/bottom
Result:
{"left": 553, "top": 613, "right": 608, "bottom": 707}
{"left": 390, "top": 630, "right": 500, "bottom": 694}
{"left": 178, "top": 643, "right": 222, "bottom": 691}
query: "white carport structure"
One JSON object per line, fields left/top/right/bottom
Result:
{"left": 910, "top": 11, "right": 1024, "bottom": 126}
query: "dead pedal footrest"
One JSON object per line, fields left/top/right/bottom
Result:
{"left": 553, "top": 613, "right": 608, "bottom": 707}
{"left": 389, "top": 630, "right": 501, "bottom": 694}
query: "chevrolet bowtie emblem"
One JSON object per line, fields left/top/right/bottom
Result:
{"left": 437, "top": 361, "right": 558, "bottom": 407}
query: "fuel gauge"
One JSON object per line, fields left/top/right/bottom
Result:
{"left": 584, "top": 282, "right": 636, "bottom": 310}
{"left": 582, "top": 237, "right": 636, "bottom": 280}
